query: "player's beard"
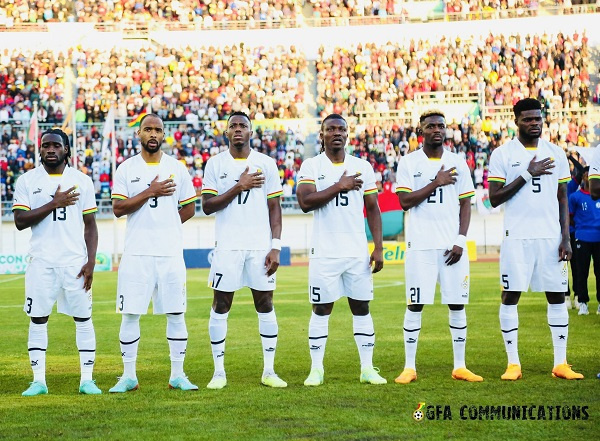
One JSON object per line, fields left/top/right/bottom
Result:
{"left": 143, "top": 139, "right": 161, "bottom": 153}
{"left": 40, "top": 154, "right": 66, "bottom": 168}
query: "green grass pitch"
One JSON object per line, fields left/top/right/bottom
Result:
{"left": 0, "top": 263, "right": 599, "bottom": 440}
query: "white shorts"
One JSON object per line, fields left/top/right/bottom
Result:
{"left": 404, "top": 249, "right": 470, "bottom": 305}
{"left": 208, "top": 249, "right": 276, "bottom": 292}
{"left": 500, "top": 238, "right": 568, "bottom": 293}
{"left": 117, "top": 254, "right": 187, "bottom": 315}
{"left": 24, "top": 258, "right": 92, "bottom": 318}
{"left": 308, "top": 257, "right": 373, "bottom": 304}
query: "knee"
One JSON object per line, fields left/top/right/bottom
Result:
{"left": 166, "top": 312, "right": 185, "bottom": 324}
{"left": 254, "top": 295, "right": 273, "bottom": 314}
{"left": 407, "top": 304, "right": 423, "bottom": 313}
{"left": 73, "top": 316, "right": 91, "bottom": 322}
{"left": 212, "top": 294, "right": 232, "bottom": 314}
{"left": 350, "top": 300, "right": 370, "bottom": 316}
{"left": 31, "top": 316, "right": 49, "bottom": 325}
{"left": 501, "top": 291, "right": 520, "bottom": 305}
{"left": 313, "top": 304, "right": 333, "bottom": 316}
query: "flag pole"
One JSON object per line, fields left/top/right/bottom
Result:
{"left": 33, "top": 102, "right": 39, "bottom": 167}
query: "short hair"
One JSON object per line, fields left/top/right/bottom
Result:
{"left": 321, "top": 113, "right": 346, "bottom": 129}
{"left": 40, "top": 128, "right": 71, "bottom": 164}
{"left": 419, "top": 109, "right": 445, "bottom": 123}
{"left": 513, "top": 98, "right": 541, "bottom": 118}
{"left": 139, "top": 113, "right": 163, "bottom": 127}
{"left": 227, "top": 111, "right": 251, "bottom": 126}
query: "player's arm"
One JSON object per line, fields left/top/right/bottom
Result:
{"left": 264, "top": 196, "right": 282, "bottom": 277}
{"left": 113, "top": 175, "right": 175, "bottom": 218}
{"left": 296, "top": 171, "right": 361, "bottom": 213}
{"left": 444, "top": 197, "right": 471, "bottom": 265}
{"left": 590, "top": 178, "right": 600, "bottom": 200}
{"left": 77, "top": 213, "right": 98, "bottom": 291}
{"left": 364, "top": 192, "right": 384, "bottom": 273}
{"left": 14, "top": 185, "right": 78, "bottom": 230}
{"left": 179, "top": 200, "right": 196, "bottom": 224}
{"left": 202, "top": 166, "right": 263, "bottom": 215}
{"left": 557, "top": 182, "right": 572, "bottom": 261}
{"left": 397, "top": 165, "right": 456, "bottom": 210}
{"left": 489, "top": 156, "right": 554, "bottom": 207}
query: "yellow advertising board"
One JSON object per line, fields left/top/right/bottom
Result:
{"left": 368, "top": 241, "right": 478, "bottom": 264}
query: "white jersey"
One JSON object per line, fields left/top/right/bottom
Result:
{"left": 201, "top": 149, "right": 282, "bottom": 250}
{"left": 589, "top": 144, "right": 600, "bottom": 181}
{"left": 396, "top": 149, "right": 474, "bottom": 250}
{"left": 12, "top": 166, "right": 97, "bottom": 267}
{"left": 112, "top": 153, "right": 197, "bottom": 256}
{"left": 298, "top": 153, "right": 377, "bottom": 258}
{"left": 488, "top": 138, "right": 570, "bottom": 240}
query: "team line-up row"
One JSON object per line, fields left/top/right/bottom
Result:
{"left": 13, "top": 101, "right": 596, "bottom": 396}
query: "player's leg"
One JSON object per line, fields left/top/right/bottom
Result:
{"left": 207, "top": 290, "right": 234, "bottom": 389}
{"left": 23, "top": 316, "right": 49, "bottom": 397}
{"left": 498, "top": 239, "right": 531, "bottom": 380}
{"left": 547, "top": 291, "right": 583, "bottom": 379}
{"left": 305, "top": 302, "right": 334, "bottom": 386}
{"left": 592, "top": 242, "right": 600, "bottom": 313}
{"left": 206, "top": 250, "right": 243, "bottom": 389}
{"left": 305, "top": 258, "right": 340, "bottom": 386}
{"left": 348, "top": 298, "right": 387, "bottom": 385}
{"left": 166, "top": 312, "right": 197, "bottom": 391}
{"left": 574, "top": 240, "right": 592, "bottom": 315}
{"left": 110, "top": 255, "right": 152, "bottom": 393}
{"left": 73, "top": 316, "right": 101, "bottom": 394}
{"left": 536, "top": 239, "right": 583, "bottom": 379}
{"left": 22, "top": 262, "right": 57, "bottom": 396}
{"left": 251, "top": 289, "right": 286, "bottom": 388}
{"left": 440, "top": 254, "right": 482, "bottom": 382}
{"left": 396, "top": 249, "right": 436, "bottom": 384}
{"left": 62, "top": 265, "right": 100, "bottom": 394}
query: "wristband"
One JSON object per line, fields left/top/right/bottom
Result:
{"left": 453, "top": 234, "right": 467, "bottom": 249}
{"left": 521, "top": 170, "right": 532, "bottom": 182}
{"left": 271, "top": 238, "right": 282, "bottom": 250}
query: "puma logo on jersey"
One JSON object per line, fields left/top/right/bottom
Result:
{"left": 33, "top": 188, "right": 42, "bottom": 195}
{"left": 413, "top": 172, "right": 422, "bottom": 178}
{"left": 220, "top": 173, "right": 228, "bottom": 179}
{"left": 268, "top": 278, "right": 275, "bottom": 284}
{"left": 131, "top": 177, "right": 140, "bottom": 183}
{"left": 318, "top": 174, "right": 325, "bottom": 180}
{"left": 511, "top": 162, "right": 521, "bottom": 167}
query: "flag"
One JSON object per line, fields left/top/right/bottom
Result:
{"left": 27, "top": 111, "right": 38, "bottom": 145}
{"left": 101, "top": 106, "right": 117, "bottom": 157}
{"left": 128, "top": 111, "right": 147, "bottom": 127}
{"left": 364, "top": 182, "right": 404, "bottom": 240}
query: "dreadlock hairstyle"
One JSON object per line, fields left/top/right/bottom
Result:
{"left": 40, "top": 128, "right": 71, "bottom": 165}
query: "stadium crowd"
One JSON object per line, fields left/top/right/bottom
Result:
{"left": 316, "top": 32, "right": 593, "bottom": 117}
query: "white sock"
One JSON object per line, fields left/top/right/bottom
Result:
{"left": 353, "top": 314, "right": 375, "bottom": 369}
{"left": 209, "top": 309, "right": 228, "bottom": 375}
{"left": 75, "top": 319, "right": 96, "bottom": 384}
{"left": 258, "top": 310, "right": 278, "bottom": 374}
{"left": 119, "top": 314, "right": 141, "bottom": 380}
{"left": 449, "top": 309, "right": 467, "bottom": 370}
{"left": 403, "top": 309, "right": 422, "bottom": 370}
{"left": 166, "top": 314, "right": 188, "bottom": 380}
{"left": 28, "top": 322, "right": 48, "bottom": 385}
{"left": 547, "top": 303, "right": 569, "bottom": 367}
{"left": 308, "top": 312, "right": 329, "bottom": 370}
{"left": 499, "top": 304, "right": 520, "bottom": 365}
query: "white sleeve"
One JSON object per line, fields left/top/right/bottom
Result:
{"left": 590, "top": 146, "right": 600, "bottom": 180}
{"left": 12, "top": 173, "right": 30, "bottom": 211}
{"left": 178, "top": 162, "right": 197, "bottom": 205}
{"left": 362, "top": 161, "right": 377, "bottom": 195}
{"left": 297, "top": 158, "right": 316, "bottom": 186}
{"left": 265, "top": 158, "right": 283, "bottom": 199}
{"left": 111, "top": 162, "right": 129, "bottom": 200}
{"left": 201, "top": 157, "right": 218, "bottom": 196}
{"left": 81, "top": 176, "right": 98, "bottom": 214}
{"left": 458, "top": 160, "right": 475, "bottom": 199}
{"left": 488, "top": 148, "right": 506, "bottom": 185}
{"left": 395, "top": 156, "right": 413, "bottom": 194}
